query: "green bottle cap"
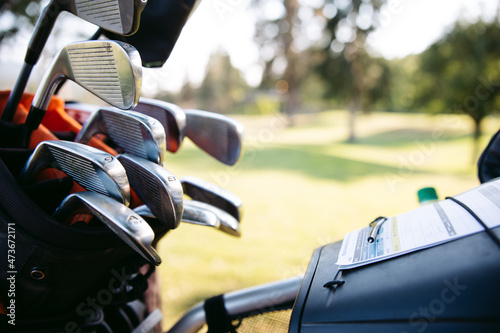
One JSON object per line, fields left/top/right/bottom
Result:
{"left": 417, "top": 187, "right": 438, "bottom": 204}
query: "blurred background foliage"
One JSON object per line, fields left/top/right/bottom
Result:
{"left": 1, "top": 1, "right": 499, "bottom": 147}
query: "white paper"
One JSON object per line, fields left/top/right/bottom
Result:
{"left": 336, "top": 178, "right": 500, "bottom": 269}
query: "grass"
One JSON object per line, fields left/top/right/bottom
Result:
{"left": 156, "top": 110, "right": 499, "bottom": 330}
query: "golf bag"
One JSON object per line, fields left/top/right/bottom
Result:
{"left": 0, "top": 93, "right": 170, "bottom": 332}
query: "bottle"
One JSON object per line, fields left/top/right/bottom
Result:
{"left": 417, "top": 187, "right": 438, "bottom": 206}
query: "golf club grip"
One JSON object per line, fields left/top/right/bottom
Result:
{"left": 26, "top": 1, "right": 59, "bottom": 65}
{"left": 23, "top": 105, "right": 46, "bottom": 147}
{"left": 2, "top": 63, "right": 33, "bottom": 122}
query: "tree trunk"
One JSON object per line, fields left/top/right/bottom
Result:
{"left": 282, "top": 0, "right": 299, "bottom": 126}
{"left": 347, "top": 98, "right": 358, "bottom": 143}
{"left": 472, "top": 117, "right": 482, "bottom": 165}
{"left": 346, "top": 43, "right": 363, "bottom": 143}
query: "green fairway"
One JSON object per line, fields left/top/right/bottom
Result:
{"left": 157, "top": 110, "right": 499, "bottom": 329}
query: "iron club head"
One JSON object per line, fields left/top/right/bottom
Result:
{"left": 63, "top": 99, "right": 185, "bottom": 154}
{"left": 134, "top": 203, "right": 220, "bottom": 229}
{"left": 184, "top": 200, "right": 241, "bottom": 237}
{"left": 24, "top": 40, "right": 142, "bottom": 145}
{"left": 18, "top": 140, "right": 131, "bottom": 205}
{"left": 184, "top": 109, "right": 244, "bottom": 166}
{"left": 117, "top": 154, "right": 183, "bottom": 229}
{"left": 76, "top": 107, "right": 167, "bottom": 165}
{"left": 34, "top": 40, "right": 142, "bottom": 111}
{"left": 54, "top": 191, "right": 161, "bottom": 266}
{"left": 66, "top": 0, "right": 148, "bottom": 36}
{"left": 134, "top": 200, "right": 240, "bottom": 237}
{"left": 180, "top": 176, "right": 243, "bottom": 222}
{"left": 132, "top": 98, "right": 186, "bottom": 153}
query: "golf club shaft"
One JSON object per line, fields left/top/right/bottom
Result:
{"left": 2, "top": 63, "right": 33, "bottom": 122}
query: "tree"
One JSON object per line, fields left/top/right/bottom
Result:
{"left": 252, "top": 0, "right": 325, "bottom": 123}
{"left": 415, "top": 19, "right": 500, "bottom": 157}
{"left": 314, "top": 0, "right": 387, "bottom": 142}
{"left": 0, "top": 0, "right": 39, "bottom": 44}
{"left": 196, "top": 51, "right": 249, "bottom": 114}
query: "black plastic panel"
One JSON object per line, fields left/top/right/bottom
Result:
{"left": 289, "top": 228, "right": 500, "bottom": 332}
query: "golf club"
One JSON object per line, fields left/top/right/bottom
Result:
{"left": 63, "top": 98, "right": 186, "bottom": 153}
{"left": 132, "top": 98, "right": 186, "bottom": 153}
{"left": 116, "top": 154, "right": 183, "bottom": 230}
{"left": 135, "top": 200, "right": 241, "bottom": 237}
{"left": 76, "top": 107, "right": 166, "bottom": 165}
{"left": 53, "top": 191, "right": 161, "bottom": 265}
{"left": 2, "top": 0, "right": 147, "bottom": 122}
{"left": 134, "top": 202, "right": 219, "bottom": 229}
{"left": 62, "top": 100, "right": 244, "bottom": 165}
{"left": 23, "top": 40, "right": 142, "bottom": 146}
{"left": 18, "top": 140, "right": 131, "bottom": 206}
{"left": 184, "top": 109, "right": 244, "bottom": 166}
{"left": 181, "top": 176, "right": 243, "bottom": 222}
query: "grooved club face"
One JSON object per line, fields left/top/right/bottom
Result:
{"left": 117, "top": 154, "right": 183, "bottom": 229}
{"left": 53, "top": 192, "right": 161, "bottom": 265}
{"left": 76, "top": 107, "right": 166, "bottom": 165}
{"left": 33, "top": 40, "right": 142, "bottom": 111}
{"left": 184, "top": 109, "right": 244, "bottom": 166}
{"left": 18, "top": 140, "right": 130, "bottom": 206}
{"left": 70, "top": 0, "right": 147, "bottom": 35}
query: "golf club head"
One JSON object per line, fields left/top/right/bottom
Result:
{"left": 133, "top": 98, "right": 187, "bottom": 153}
{"left": 184, "top": 110, "right": 244, "bottom": 166}
{"left": 24, "top": 40, "right": 142, "bottom": 143}
{"left": 66, "top": 0, "right": 148, "bottom": 36}
{"left": 34, "top": 40, "right": 142, "bottom": 111}
{"left": 117, "top": 154, "right": 183, "bottom": 229}
{"left": 184, "top": 200, "right": 240, "bottom": 237}
{"left": 134, "top": 200, "right": 241, "bottom": 237}
{"left": 134, "top": 203, "right": 219, "bottom": 229}
{"left": 76, "top": 107, "right": 167, "bottom": 165}
{"left": 181, "top": 176, "right": 243, "bottom": 222}
{"left": 54, "top": 192, "right": 161, "bottom": 265}
{"left": 18, "top": 140, "right": 130, "bottom": 205}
